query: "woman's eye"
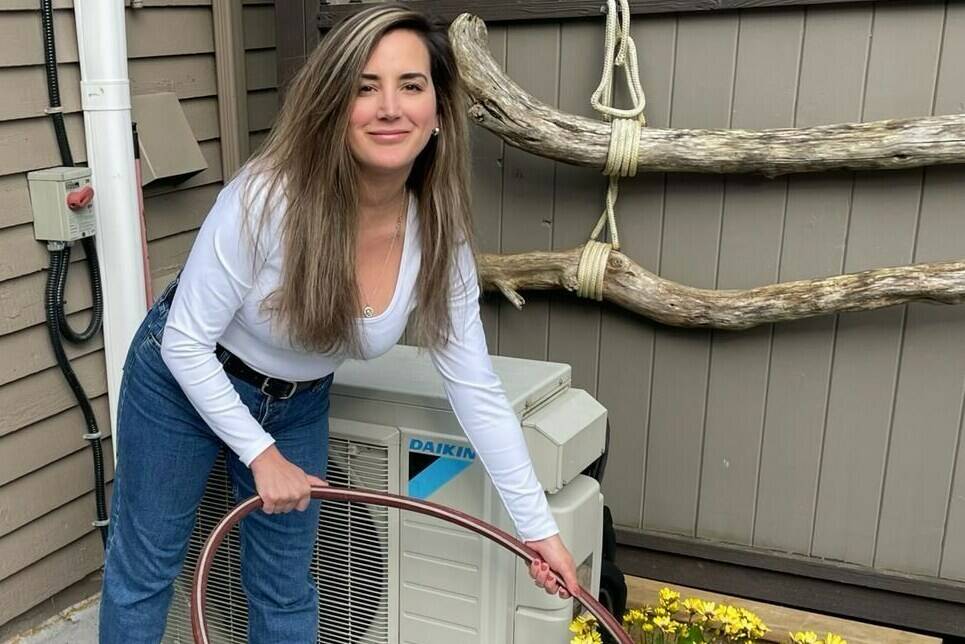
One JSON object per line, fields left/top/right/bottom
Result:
{"left": 403, "top": 83, "right": 424, "bottom": 92}
{"left": 358, "top": 85, "right": 376, "bottom": 94}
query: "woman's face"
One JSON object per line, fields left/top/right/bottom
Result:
{"left": 348, "top": 29, "right": 438, "bottom": 179}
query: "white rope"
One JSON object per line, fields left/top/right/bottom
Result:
{"left": 589, "top": 0, "right": 647, "bottom": 122}
{"left": 577, "top": 0, "right": 646, "bottom": 299}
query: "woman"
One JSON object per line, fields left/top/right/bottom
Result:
{"left": 99, "top": 5, "right": 579, "bottom": 643}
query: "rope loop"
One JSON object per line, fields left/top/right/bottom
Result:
{"left": 576, "top": 240, "right": 612, "bottom": 301}
{"left": 589, "top": 0, "right": 647, "bottom": 123}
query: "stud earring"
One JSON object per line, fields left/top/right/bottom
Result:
{"left": 432, "top": 127, "right": 440, "bottom": 136}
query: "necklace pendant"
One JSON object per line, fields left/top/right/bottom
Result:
{"left": 362, "top": 305, "right": 375, "bottom": 318}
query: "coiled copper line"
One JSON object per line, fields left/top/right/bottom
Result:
{"left": 191, "top": 485, "right": 633, "bottom": 644}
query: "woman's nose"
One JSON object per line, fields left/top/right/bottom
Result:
{"left": 377, "top": 92, "right": 400, "bottom": 119}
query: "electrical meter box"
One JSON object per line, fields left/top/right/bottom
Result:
{"left": 28, "top": 166, "right": 96, "bottom": 242}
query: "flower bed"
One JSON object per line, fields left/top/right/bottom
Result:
{"left": 570, "top": 587, "right": 848, "bottom": 644}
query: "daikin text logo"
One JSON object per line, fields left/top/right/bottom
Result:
{"left": 408, "top": 438, "right": 476, "bottom": 461}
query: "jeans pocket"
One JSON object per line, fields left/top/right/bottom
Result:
{"left": 145, "top": 277, "right": 179, "bottom": 350}
{"left": 145, "top": 315, "right": 165, "bottom": 351}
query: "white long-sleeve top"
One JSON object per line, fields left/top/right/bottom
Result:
{"left": 160, "top": 172, "right": 559, "bottom": 541}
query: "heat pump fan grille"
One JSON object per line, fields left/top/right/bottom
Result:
{"left": 316, "top": 437, "right": 392, "bottom": 644}
{"left": 163, "top": 437, "right": 392, "bottom": 644}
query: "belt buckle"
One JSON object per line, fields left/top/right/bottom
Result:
{"left": 262, "top": 378, "right": 297, "bottom": 400}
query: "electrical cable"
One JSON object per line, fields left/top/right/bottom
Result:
{"left": 39, "top": 0, "right": 109, "bottom": 547}
{"left": 191, "top": 486, "right": 634, "bottom": 644}
{"left": 53, "top": 239, "right": 104, "bottom": 342}
{"left": 39, "top": 0, "right": 73, "bottom": 167}
{"left": 44, "top": 251, "right": 108, "bottom": 540}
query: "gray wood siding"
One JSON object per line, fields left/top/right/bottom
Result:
{"left": 0, "top": 1, "right": 228, "bottom": 626}
{"left": 460, "top": 0, "right": 965, "bottom": 585}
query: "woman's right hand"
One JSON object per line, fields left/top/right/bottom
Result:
{"left": 249, "top": 444, "right": 328, "bottom": 514}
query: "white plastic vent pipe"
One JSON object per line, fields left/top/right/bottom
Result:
{"left": 73, "top": 0, "right": 146, "bottom": 462}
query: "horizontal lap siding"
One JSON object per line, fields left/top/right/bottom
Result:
{"left": 244, "top": 2, "right": 277, "bottom": 153}
{"left": 0, "top": 2, "right": 226, "bottom": 626}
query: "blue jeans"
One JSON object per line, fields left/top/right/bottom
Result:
{"left": 99, "top": 280, "right": 332, "bottom": 643}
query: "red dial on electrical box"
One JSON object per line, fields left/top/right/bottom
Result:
{"left": 67, "top": 185, "right": 94, "bottom": 210}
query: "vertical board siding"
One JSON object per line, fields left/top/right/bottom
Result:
{"left": 457, "top": 1, "right": 965, "bottom": 584}
{"left": 596, "top": 15, "right": 674, "bottom": 529}
{"left": 811, "top": 2, "right": 945, "bottom": 568}
{"left": 473, "top": 25, "right": 507, "bottom": 351}
{"left": 934, "top": 4, "right": 965, "bottom": 582}
{"left": 752, "top": 5, "right": 871, "bottom": 555}
{"left": 875, "top": 1, "right": 965, "bottom": 577}
{"left": 496, "top": 23, "right": 558, "bottom": 361}
{"left": 695, "top": 9, "right": 802, "bottom": 545}
{"left": 643, "top": 12, "right": 737, "bottom": 536}
{"left": 546, "top": 20, "right": 604, "bottom": 395}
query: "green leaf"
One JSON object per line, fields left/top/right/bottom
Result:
{"left": 677, "top": 625, "right": 705, "bottom": 644}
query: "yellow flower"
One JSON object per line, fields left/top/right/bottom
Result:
{"left": 622, "top": 608, "right": 648, "bottom": 630}
{"left": 682, "top": 597, "right": 705, "bottom": 612}
{"left": 569, "top": 614, "right": 598, "bottom": 635}
{"left": 791, "top": 632, "right": 819, "bottom": 644}
{"left": 658, "top": 587, "right": 681, "bottom": 611}
{"left": 569, "top": 632, "right": 602, "bottom": 644}
{"left": 568, "top": 614, "right": 604, "bottom": 644}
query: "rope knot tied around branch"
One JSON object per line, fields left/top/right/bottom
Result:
{"left": 576, "top": 240, "right": 612, "bottom": 301}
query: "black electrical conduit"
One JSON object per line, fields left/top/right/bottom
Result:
{"left": 40, "top": 0, "right": 109, "bottom": 546}
{"left": 39, "top": 0, "right": 72, "bottom": 168}
{"left": 191, "top": 486, "right": 634, "bottom": 644}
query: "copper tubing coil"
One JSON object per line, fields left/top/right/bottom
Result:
{"left": 191, "top": 484, "right": 633, "bottom": 644}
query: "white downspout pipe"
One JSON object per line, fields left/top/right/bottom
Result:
{"left": 74, "top": 1, "right": 146, "bottom": 463}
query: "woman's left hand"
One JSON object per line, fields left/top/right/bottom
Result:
{"left": 524, "top": 533, "right": 579, "bottom": 599}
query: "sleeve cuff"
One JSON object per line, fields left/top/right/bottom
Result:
{"left": 239, "top": 434, "right": 276, "bottom": 467}
{"left": 517, "top": 511, "right": 560, "bottom": 543}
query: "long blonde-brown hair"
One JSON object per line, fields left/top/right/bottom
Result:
{"left": 242, "top": 5, "right": 474, "bottom": 356}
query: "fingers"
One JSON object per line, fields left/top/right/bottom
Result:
{"left": 306, "top": 475, "right": 329, "bottom": 487}
{"left": 261, "top": 476, "right": 313, "bottom": 514}
{"left": 529, "top": 555, "right": 578, "bottom": 599}
{"left": 529, "top": 559, "right": 562, "bottom": 594}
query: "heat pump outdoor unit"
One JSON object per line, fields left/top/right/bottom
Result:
{"left": 164, "top": 345, "right": 608, "bottom": 644}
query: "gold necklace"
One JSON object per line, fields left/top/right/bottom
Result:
{"left": 361, "top": 189, "right": 406, "bottom": 319}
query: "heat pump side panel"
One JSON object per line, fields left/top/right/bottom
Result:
{"left": 398, "top": 427, "right": 517, "bottom": 644}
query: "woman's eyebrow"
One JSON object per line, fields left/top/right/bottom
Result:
{"left": 360, "top": 72, "right": 428, "bottom": 82}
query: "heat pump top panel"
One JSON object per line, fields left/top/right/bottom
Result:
{"left": 332, "top": 345, "right": 570, "bottom": 418}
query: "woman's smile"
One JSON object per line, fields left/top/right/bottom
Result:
{"left": 369, "top": 129, "right": 411, "bottom": 143}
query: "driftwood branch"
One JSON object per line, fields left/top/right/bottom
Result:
{"left": 450, "top": 13, "right": 965, "bottom": 178}
{"left": 453, "top": 12, "right": 965, "bottom": 324}
{"left": 478, "top": 248, "right": 965, "bottom": 329}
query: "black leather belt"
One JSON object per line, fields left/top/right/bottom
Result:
{"left": 216, "top": 344, "right": 322, "bottom": 400}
